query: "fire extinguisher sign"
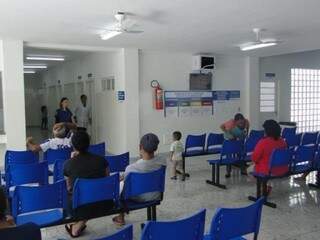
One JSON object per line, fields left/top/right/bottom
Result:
{"left": 117, "top": 91, "right": 125, "bottom": 101}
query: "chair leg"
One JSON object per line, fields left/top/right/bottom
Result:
{"left": 206, "top": 164, "right": 226, "bottom": 189}
{"left": 248, "top": 178, "right": 277, "bottom": 208}
{"left": 151, "top": 206, "right": 157, "bottom": 221}
{"left": 181, "top": 156, "right": 190, "bottom": 181}
{"left": 206, "top": 164, "right": 216, "bottom": 185}
{"left": 147, "top": 207, "right": 152, "bottom": 221}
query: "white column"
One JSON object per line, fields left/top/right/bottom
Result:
{"left": 1, "top": 39, "right": 26, "bottom": 150}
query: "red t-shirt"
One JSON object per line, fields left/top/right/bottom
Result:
{"left": 252, "top": 137, "right": 287, "bottom": 175}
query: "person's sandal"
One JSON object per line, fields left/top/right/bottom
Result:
{"left": 65, "top": 224, "right": 87, "bottom": 238}
{"left": 170, "top": 176, "right": 177, "bottom": 180}
{"left": 112, "top": 216, "right": 125, "bottom": 226}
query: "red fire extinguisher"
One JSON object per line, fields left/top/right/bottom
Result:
{"left": 151, "top": 80, "right": 164, "bottom": 110}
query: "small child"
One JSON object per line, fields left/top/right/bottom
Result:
{"left": 170, "top": 131, "right": 184, "bottom": 180}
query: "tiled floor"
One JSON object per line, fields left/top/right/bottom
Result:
{"left": 26, "top": 128, "right": 320, "bottom": 240}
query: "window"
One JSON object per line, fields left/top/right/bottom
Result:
{"left": 290, "top": 68, "right": 320, "bottom": 132}
{"left": 260, "top": 81, "right": 276, "bottom": 112}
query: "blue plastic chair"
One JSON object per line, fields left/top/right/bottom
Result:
{"left": 6, "top": 162, "right": 48, "bottom": 190}
{"left": 206, "top": 133, "right": 224, "bottom": 154}
{"left": 53, "top": 159, "right": 66, "bottom": 183}
{"left": 183, "top": 134, "right": 206, "bottom": 157}
{"left": 249, "top": 149, "right": 292, "bottom": 208}
{"left": 95, "top": 225, "right": 133, "bottom": 240}
{"left": 122, "top": 166, "right": 166, "bottom": 221}
{"left": 249, "top": 130, "right": 264, "bottom": 140}
{"left": 0, "top": 223, "right": 42, "bottom": 240}
{"left": 207, "top": 140, "right": 243, "bottom": 189}
{"left": 105, "top": 152, "right": 130, "bottom": 173}
{"left": 88, "top": 142, "right": 106, "bottom": 156}
{"left": 73, "top": 174, "right": 119, "bottom": 214}
{"left": 141, "top": 209, "right": 206, "bottom": 240}
{"left": 301, "top": 132, "right": 318, "bottom": 146}
{"left": 291, "top": 145, "right": 316, "bottom": 174}
{"left": 43, "top": 148, "right": 72, "bottom": 165}
{"left": 242, "top": 136, "right": 262, "bottom": 162}
{"left": 12, "top": 180, "right": 67, "bottom": 227}
{"left": 204, "top": 198, "right": 264, "bottom": 240}
{"left": 281, "top": 127, "right": 296, "bottom": 139}
{"left": 285, "top": 133, "right": 302, "bottom": 150}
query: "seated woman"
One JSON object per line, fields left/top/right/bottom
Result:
{"left": 63, "top": 131, "right": 113, "bottom": 238}
{"left": 112, "top": 133, "right": 165, "bottom": 226}
{"left": 251, "top": 119, "right": 287, "bottom": 195}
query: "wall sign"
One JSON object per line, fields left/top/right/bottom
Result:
{"left": 117, "top": 91, "right": 125, "bottom": 101}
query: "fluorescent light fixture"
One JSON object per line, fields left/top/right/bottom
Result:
{"left": 24, "top": 65, "right": 47, "bottom": 69}
{"left": 26, "top": 56, "right": 65, "bottom": 61}
{"left": 240, "top": 42, "right": 277, "bottom": 51}
{"left": 24, "top": 70, "right": 36, "bottom": 74}
{"left": 100, "top": 31, "right": 121, "bottom": 40}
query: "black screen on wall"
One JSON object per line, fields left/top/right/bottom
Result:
{"left": 189, "top": 73, "right": 212, "bottom": 90}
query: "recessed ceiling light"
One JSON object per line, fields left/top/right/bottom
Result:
{"left": 240, "top": 42, "right": 277, "bottom": 51}
{"left": 24, "top": 70, "right": 36, "bottom": 74}
{"left": 24, "top": 65, "right": 47, "bottom": 69}
{"left": 26, "top": 56, "right": 65, "bottom": 61}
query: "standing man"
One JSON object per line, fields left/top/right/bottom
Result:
{"left": 220, "top": 113, "right": 250, "bottom": 140}
{"left": 74, "top": 95, "right": 92, "bottom": 131}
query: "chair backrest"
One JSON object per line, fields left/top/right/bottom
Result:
{"left": 53, "top": 158, "right": 66, "bottom": 183}
{"left": 43, "top": 148, "right": 72, "bottom": 165}
{"left": 269, "top": 149, "right": 292, "bottom": 176}
{"left": 72, "top": 173, "right": 119, "bottom": 209}
{"left": 209, "top": 198, "right": 264, "bottom": 240}
{"left": 88, "top": 142, "right": 106, "bottom": 156}
{"left": 185, "top": 134, "right": 206, "bottom": 152}
{"left": 249, "top": 130, "right": 264, "bottom": 139}
{"left": 293, "top": 145, "right": 316, "bottom": 164}
{"left": 285, "top": 133, "right": 302, "bottom": 148}
{"left": 105, "top": 152, "right": 130, "bottom": 173}
{"left": 12, "top": 180, "right": 67, "bottom": 219}
{"left": 206, "top": 133, "right": 224, "bottom": 150}
{"left": 95, "top": 225, "right": 133, "bottom": 240}
{"left": 282, "top": 127, "right": 296, "bottom": 138}
{"left": 221, "top": 140, "right": 243, "bottom": 157}
{"left": 244, "top": 136, "right": 261, "bottom": 154}
{"left": 0, "top": 223, "right": 42, "bottom": 240}
{"left": 5, "top": 150, "right": 39, "bottom": 170}
{"left": 123, "top": 166, "right": 166, "bottom": 199}
{"left": 6, "top": 162, "right": 48, "bottom": 188}
{"left": 301, "top": 132, "right": 318, "bottom": 146}
{"left": 141, "top": 209, "right": 206, "bottom": 240}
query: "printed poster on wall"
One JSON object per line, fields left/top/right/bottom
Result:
{"left": 213, "top": 90, "right": 241, "bottom": 118}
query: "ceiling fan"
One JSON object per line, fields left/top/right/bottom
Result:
{"left": 100, "top": 12, "right": 144, "bottom": 40}
{"left": 240, "top": 28, "right": 281, "bottom": 51}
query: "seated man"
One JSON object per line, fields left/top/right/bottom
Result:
{"left": 26, "top": 122, "right": 77, "bottom": 153}
{"left": 112, "top": 133, "right": 165, "bottom": 226}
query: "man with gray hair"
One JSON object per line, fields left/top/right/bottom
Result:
{"left": 27, "top": 122, "right": 77, "bottom": 153}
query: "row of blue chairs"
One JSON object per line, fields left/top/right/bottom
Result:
{"left": 95, "top": 197, "right": 264, "bottom": 240}
{"left": 10, "top": 166, "right": 166, "bottom": 227}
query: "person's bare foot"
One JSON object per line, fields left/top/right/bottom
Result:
{"left": 112, "top": 215, "right": 125, "bottom": 226}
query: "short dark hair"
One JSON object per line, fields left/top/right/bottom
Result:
{"left": 80, "top": 94, "right": 87, "bottom": 99}
{"left": 71, "top": 131, "right": 90, "bottom": 153}
{"left": 140, "top": 133, "right": 160, "bottom": 154}
{"left": 263, "top": 119, "right": 281, "bottom": 140}
{"left": 0, "top": 187, "right": 7, "bottom": 220}
{"left": 173, "top": 131, "right": 182, "bottom": 141}
{"left": 234, "top": 113, "right": 245, "bottom": 121}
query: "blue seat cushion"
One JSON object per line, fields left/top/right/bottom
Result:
{"left": 203, "top": 234, "right": 246, "bottom": 240}
{"left": 292, "top": 164, "right": 312, "bottom": 174}
{"left": 183, "top": 150, "right": 206, "bottom": 157}
{"left": 16, "top": 208, "right": 64, "bottom": 227}
{"left": 124, "top": 200, "right": 161, "bottom": 211}
{"left": 208, "top": 158, "right": 240, "bottom": 165}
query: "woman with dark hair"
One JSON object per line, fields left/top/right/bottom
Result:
{"left": 55, "top": 97, "right": 75, "bottom": 124}
{"left": 63, "top": 131, "right": 113, "bottom": 238}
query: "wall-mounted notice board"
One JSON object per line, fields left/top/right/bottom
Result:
{"left": 213, "top": 90, "right": 241, "bottom": 118}
{"left": 164, "top": 91, "right": 213, "bottom": 118}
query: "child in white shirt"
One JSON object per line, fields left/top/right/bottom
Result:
{"left": 170, "top": 131, "right": 184, "bottom": 180}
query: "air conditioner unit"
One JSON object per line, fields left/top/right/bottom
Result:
{"left": 192, "top": 55, "right": 215, "bottom": 71}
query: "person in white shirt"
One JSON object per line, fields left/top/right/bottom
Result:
{"left": 74, "top": 95, "right": 91, "bottom": 131}
{"left": 169, "top": 131, "right": 184, "bottom": 180}
{"left": 27, "top": 122, "right": 77, "bottom": 153}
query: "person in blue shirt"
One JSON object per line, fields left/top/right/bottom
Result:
{"left": 55, "top": 97, "right": 75, "bottom": 124}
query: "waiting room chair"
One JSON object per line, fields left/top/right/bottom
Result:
{"left": 12, "top": 180, "right": 67, "bottom": 227}
{"left": 206, "top": 140, "right": 243, "bottom": 189}
{"left": 122, "top": 166, "right": 166, "bottom": 221}
{"left": 281, "top": 127, "right": 296, "bottom": 139}
{"left": 291, "top": 145, "right": 316, "bottom": 175}
{"left": 0, "top": 223, "right": 42, "bottom": 240}
{"left": 88, "top": 142, "right": 106, "bottom": 156}
{"left": 285, "top": 133, "right": 302, "bottom": 151}
{"left": 141, "top": 209, "right": 206, "bottom": 240}
{"left": 301, "top": 132, "right": 318, "bottom": 146}
{"left": 53, "top": 158, "right": 66, "bottom": 183}
{"left": 95, "top": 225, "right": 133, "bottom": 240}
{"left": 43, "top": 148, "right": 72, "bottom": 165}
{"left": 206, "top": 133, "right": 224, "bottom": 154}
{"left": 249, "top": 130, "right": 264, "bottom": 140}
{"left": 242, "top": 135, "right": 262, "bottom": 162}
{"left": 203, "top": 198, "right": 264, "bottom": 240}
{"left": 105, "top": 152, "right": 130, "bottom": 173}
{"left": 183, "top": 134, "right": 206, "bottom": 157}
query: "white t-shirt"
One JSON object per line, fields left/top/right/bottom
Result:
{"left": 74, "top": 104, "right": 91, "bottom": 128}
{"left": 40, "top": 137, "right": 72, "bottom": 152}
{"left": 170, "top": 140, "right": 184, "bottom": 161}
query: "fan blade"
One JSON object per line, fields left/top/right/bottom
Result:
{"left": 124, "top": 29, "right": 144, "bottom": 34}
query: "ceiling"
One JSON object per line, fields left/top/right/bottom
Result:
{"left": 2, "top": 0, "right": 320, "bottom": 57}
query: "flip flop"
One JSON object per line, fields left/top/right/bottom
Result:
{"left": 112, "top": 216, "right": 125, "bottom": 226}
{"left": 65, "top": 224, "right": 87, "bottom": 238}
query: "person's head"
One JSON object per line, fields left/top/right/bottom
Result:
{"left": 71, "top": 131, "right": 90, "bottom": 153}
{"left": 60, "top": 97, "right": 69, "bottom": 109}
{"left": 52, "top": 124, "right": 67, "bottom": 138}
{"left": 41, "top": 105, "right": 46, "bottom": 111}
{"left": 80, "top": 94, "right": 87, "bottom": 106}
{"left": 139, "top": 133, "right": 160, "bottom": 159}
{"left": 172, "top": 131, "right": 182, "bottom": 141}
{"left": 0, "top": 187, "right": 7, "bottom": 220}
{"left": 263, "top": 119, "right": 281, "bottom": 140}
{"left": 234, "top": 113, "right": 245, "bottom": 129}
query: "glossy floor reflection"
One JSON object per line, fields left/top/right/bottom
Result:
{"left": 38, "top": 151, "right": 320, "bottom": 240}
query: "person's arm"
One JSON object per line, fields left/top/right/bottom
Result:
{"left": 26, "top": 137, "right": 42, "bottom": 152}
{"left": 169, "top": 143, "right": 175, "bottom": 161}
{"left": 245, "top": 119, "right": 250, "bottom": 135}
{"left": 65, "top": 177, "right": 73, "bottom": 193}
{"left": 63, "top": 160, "right": 73, "bottom": 193}
{"left": 220, "top": 123, "right": 227, "bottom": 132}
{"left": 251, "top": 140, "right": 264, "bottom": 164}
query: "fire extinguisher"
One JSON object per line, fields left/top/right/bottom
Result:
{"left": 151, "top": 80, "right": 164, "bottom": 110}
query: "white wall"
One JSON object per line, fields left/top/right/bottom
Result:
{"left": 260, "top": 49, "right": 320, "bottom": 126}
{"left": 139, "top": 50, "right": 249, "bottom": 152}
